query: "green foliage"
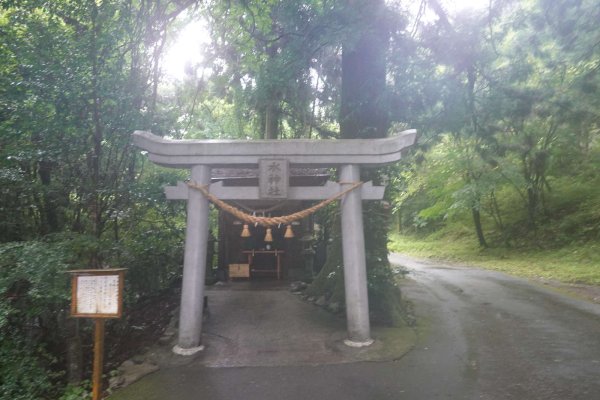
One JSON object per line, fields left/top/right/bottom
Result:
{"left": 0, "top": 1, "right": 191, "bottom": 397}
{"left": 101, "top": 165, "right": 186, "bottom": 299}
{"left": 389, "top": 231, "right": 600, "bottom": 286}
{"left": 58, "top": 382, "right": 92, "bottom": 400}
{"left": 391, "top": 0, "right": 600, "bottom": 250}
{"left": 0, "top": 238, "right": 73, "bottom": 399}
{"left": 0, "top": 334, "right": 56, "bottom": 400}
{"left": 304, "top": 205, "right": 345, "bottom": 302}
{"left": 363, "top": 201, "right": 406, "bottom": 326}
{"left": 0, "top": 239, "right": 71, "bottom": 320}
{"left": 117, "top": 226, "right": 184, "bottom": 301}
{"left": 174, "top": 0, "right": 362, "bottom": 140}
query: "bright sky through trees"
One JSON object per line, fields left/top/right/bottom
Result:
{"left": 162, "top": 0, "right": 491, "bottom": 81}
{"left": 449, "top": 0, "right": 490, "bottom": 12}
{"left": 163, "top": 19, "right": 210, "bottom": 81}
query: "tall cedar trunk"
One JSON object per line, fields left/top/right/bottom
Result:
{"left": 265, "top": 100, "right": 280, "bottom": 139}
{"left": 307, "top": 0, "right": 406, "bottom": 326}
{"left": 340, "top": 0, "right": 389, "bottom": 140}
{"left": 264, "top": 43, "right": 280, "bottom": 139}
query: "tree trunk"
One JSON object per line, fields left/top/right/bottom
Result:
{"left": 304, "top": 214, "right": 345, "bottom": 304}
{"left": 38, "top": 160, "right": 61, "bottom": 234}
{"left": 264, "top": 100, "right": 280, "bottom": 139}
{"left": 339, "top": 0, "right": 389, "bottom": 140}
{"left": 527, "top": 187, "right": 538, "bottom": 229}
{"left": 471, "top": 207, "right": 488, "bottom": 247}
{"left": 264, "top": 40, "right": 280, "bottom": 140}
{"left": 308, "top": 0, "right": 406, "bottom": 326}
{"left": 88, "top": 1, "right": 104, "bottom": 268}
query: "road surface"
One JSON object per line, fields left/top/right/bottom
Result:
{"left": 388, "top": 253, "right": 600, "bottom": 399}
{"left": 110, "top": 254, "right": 600, "bottom": 400}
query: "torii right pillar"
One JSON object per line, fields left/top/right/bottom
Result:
{"left": 340, "top": 164, "right": 373, "bottom": 346}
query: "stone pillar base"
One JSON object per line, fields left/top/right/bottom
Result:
{"left": 172, "top": 344, "right": 205, "bottom": 356}
{"left": 343, "top": 338, "right": 374, "bottom": 348}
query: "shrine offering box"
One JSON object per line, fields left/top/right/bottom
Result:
{"left": 228, "top": 263, "right": 250, "bottom": 279}
{"left": 69, "top": 269, "right": 126, "bottom": 318}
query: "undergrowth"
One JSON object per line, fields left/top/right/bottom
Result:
{"left": 389, "top": 231, "right": 600, "bottom": 286}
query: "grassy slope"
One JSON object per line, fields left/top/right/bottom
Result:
{"left": 388, "top": 231, "right": 600, "bottom": 286}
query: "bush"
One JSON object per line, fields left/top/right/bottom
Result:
{"left": 0, "top": 238, "right": 74, "bottom": 400}
{"left": 0, "top": 335, "right": 56, "bottom": 400}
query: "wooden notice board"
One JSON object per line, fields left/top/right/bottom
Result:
{"left": 70, "top": 269, "right": 126, "bottom": 319}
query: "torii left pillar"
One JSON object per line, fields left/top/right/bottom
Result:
{"left": 172, "top": 165, "right": 211, "bottom": 355}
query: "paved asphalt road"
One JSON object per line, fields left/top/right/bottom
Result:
{"left": 388, "top": 254, "right": 600, "bottom": 399}
{"left": 110, "top": 254, "right": 600, "bottom": 400}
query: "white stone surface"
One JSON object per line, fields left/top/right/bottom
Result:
{"left": 172, "top": 344, "right": 205, "bottom": 356}
{"left": 340, "top": 164, "right": 372, "bottom": 344}
{"left": 165, "top": 180, "right": 385, "bottom": 200}
{"left": 343, "top": 338, "right": 375, "bottom": 348}
{"left": 133, "top": 130, "right": 417, "bottom": 168}
{"left": 177, "top": 165, "right": 211, "bottom": 350}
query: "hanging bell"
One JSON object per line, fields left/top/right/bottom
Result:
{"left": 264, "top": 227, "right": 273, "bottom": 242}
{"left": 241, "top": 224, "right": 251, "bottom": 238}
{"left": 284, "top": 224, "right": 294, "bottom": 239}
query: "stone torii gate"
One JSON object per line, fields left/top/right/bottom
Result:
{"left": 132, "top": 130, "right": 416, "bottom": 355}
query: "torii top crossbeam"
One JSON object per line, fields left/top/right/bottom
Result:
{"left": 132, "top": 129, "right": 417, "bottom": 168}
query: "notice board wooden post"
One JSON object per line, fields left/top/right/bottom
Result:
{"left": 92, "top": 318, "right": 105, "bottom": 400}
{"left": 69, "top": 269, "right": 126, "bottom": 400}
